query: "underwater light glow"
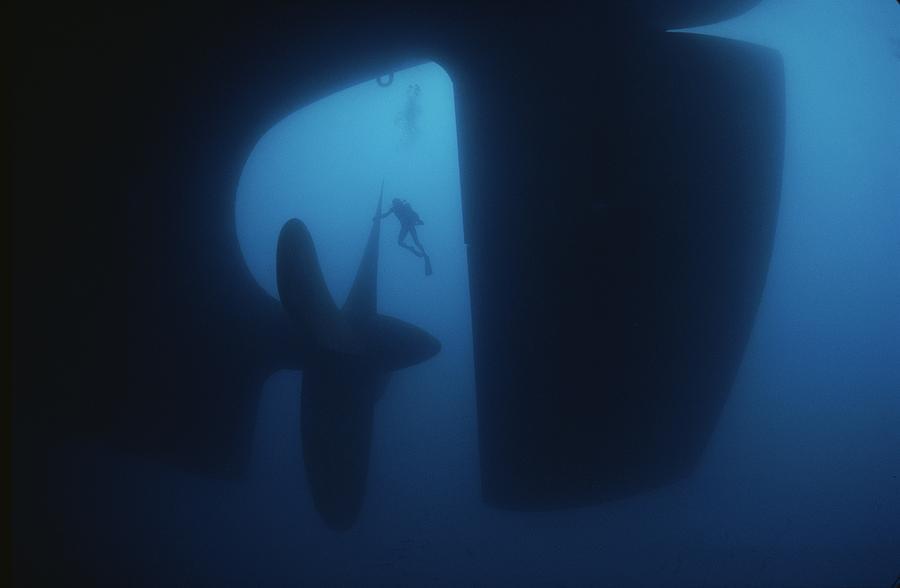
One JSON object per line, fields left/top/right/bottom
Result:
{"left": 235, "top": 62, "right": 462, "bottom": 311}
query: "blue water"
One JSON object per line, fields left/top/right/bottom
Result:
{"left": 51, "top": 2, "right": 898, "bottom": 585}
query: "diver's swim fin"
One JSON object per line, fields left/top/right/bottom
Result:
{"left": 424, "top": 255, "right": 432, "bottom": 276}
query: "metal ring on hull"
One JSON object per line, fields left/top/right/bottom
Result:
{"left": 376, "top": 73, "right": 394, "bottom": 87}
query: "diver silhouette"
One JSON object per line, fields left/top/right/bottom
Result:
{"left": 377, "top": 196, "right": 432, "bottom": 276}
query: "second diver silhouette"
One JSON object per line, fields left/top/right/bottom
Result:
{"left": 377, "top": 188, "right": 432, "bottom": 276}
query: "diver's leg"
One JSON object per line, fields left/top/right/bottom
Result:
{"left": 409, "top": 226, "right": 426, "bottom": 256}
{"left": 410, "top": 227, "right": 432, "bottom": 275}
{"left": 398, "top": 227, "right": 422, "bottom": 257}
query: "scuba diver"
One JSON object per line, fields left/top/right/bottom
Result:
{"left": 377, "top": 197, "right": 432, "bottom": 276}
{"left": 396, "top": 84, "right": 422, "bottom": 146}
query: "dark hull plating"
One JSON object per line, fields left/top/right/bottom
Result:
{"left": 456, "top": 33, "right": 784, "bottom": 508}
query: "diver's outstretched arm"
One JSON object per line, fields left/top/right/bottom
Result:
{"left": 375, "top": 207, "right": 394, "bottom": 220}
